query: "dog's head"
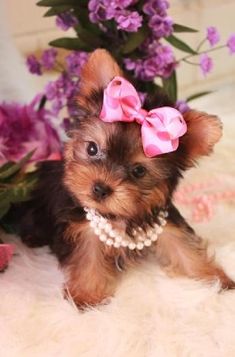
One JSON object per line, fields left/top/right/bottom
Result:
{"left": 63, "top": 49, "right": 222, "bottom": 221}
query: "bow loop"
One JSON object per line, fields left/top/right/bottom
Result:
{"left": 100, "top": 76, "right": 187, "bottom": 157}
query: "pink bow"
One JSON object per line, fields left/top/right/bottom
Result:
{"left": 100, "top": 76, "right": 187, "bottom": 157}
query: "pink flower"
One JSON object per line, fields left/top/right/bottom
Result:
{"left": 199, "top": 54, "right": 213, "bottom": 76}
{"left": 227, "top": 34, "right": 235, "bottom": 54}
{"left": 0, "top": 95, "right": 62, "bottom": 165}
{"left": 206, "top": 26, "right": 220, "bottom": 47}
{"left": 0, "top": 244, "right": 14, "bottom": 272}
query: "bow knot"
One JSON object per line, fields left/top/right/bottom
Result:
{"left": 100, "top": 76, "right": 187, "bottom": 157}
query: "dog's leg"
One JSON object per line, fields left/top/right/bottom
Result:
{"left": 63, "top": 224, "right": 119, "bottom": 308}
{"left": 154, "top": 223, "right": 235, "bottom": 289}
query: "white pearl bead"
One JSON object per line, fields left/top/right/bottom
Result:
{"left": 121, "top": 240, "right": 128, "bottom": 247}
{"left": 90, "top": 221, "right": 97, "bottom": 228}
{"left": 99, "top": 234, "right": 107, "bottom": 242}
{"left": 128, "top": 242, "right": 136, "bottom": 250}
{"left": 144, "top": 239, "right": 152, "bottom": 247}
{"left": 147, "top": 230, "right": 153, "bottom": 238}
{"left": 94, "top": 228, "right": 101, "bottom": 235}
{"left": 159, "top": 217, "right": 166, "bottom": 224}
{"left": 156, "top": 226, "right": 163, "bottom": 234}
{"left": 86, "top": 213, "right": 93, "bottom": 220}
{"left": 98, "top": 222, "right": 106, "bottom": 229}
{"left": 115, "top": 236, "right": 122, "bottom": 243}
{"left": 137, "top": 242, "right": 144, "bottom": 250}
{"left": 106, "top": 239, "right": 114, "bottom": 246}
{"left": 104, "top": 223, "right": 112, "bottom": 233}
{"left": 109, "top": 230, "right": 116, "bottom": 238}
{"left": 151, "top": 234, "right": 158, "bottom": 242}
{"left": 114, "top": 242, "right": 121, "bottom": 248}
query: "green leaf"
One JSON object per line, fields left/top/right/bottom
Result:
{"left": 49, "top": 37, "right": 91, "bottom": 51}
{"left": 162, "top": 70, "right": 177, "bottom": 102}
{"left": 37, "top": 0, "right": 77, "bottom": 7}
{"left": 74, "top": 26, "right": 101, "bottom": 47}
{"left": 44, "top": 5, "right": 72, "bottom": 16}
{"left": 0, "top": 162, "right": 15, "bottom": 174}
{"left": 0, "top": 151, "right": 35, "bottom": 180}
{"left": 0, "top": 190, "right": 10, "bottom": 202}
{"left": 173, "top": 24, "right": 198, "bottom": 33}
{"left": 121, "top": 26, "right": 148, "bottom": 54}
{"left": 186, "top": 91, "right": 213, "bottom": 102}
{"left": 166, "top": 35, "right": 197, "bottom": 55}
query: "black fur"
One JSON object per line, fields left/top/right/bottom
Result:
{"left": 19, "top": 161, "right": 84, "bottom": 262}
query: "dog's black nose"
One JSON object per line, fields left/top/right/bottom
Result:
{"left": 92, "top": 182, "right": 112, "bottom": 200}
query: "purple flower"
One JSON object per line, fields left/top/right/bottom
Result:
{"left": 206, "top": 26, "right": 220, "bottom": 47}
{"left": 123, "top": 58, "right": 136, "bottom": 71}
{"left": 51, "top": 98, "right": 64, "bottom": 116}
{"left": 88, "top": 0, "right": 136, "bottom": 23}
{"left": 227, "top": 34, "right": 235, "bottom": 54}
{"left": 144, "top": 44, "right": 176, "bottom": 79}
{"left": 124, "top": 43, "right": 176, "bottom": 81}
{"left": 175, "top": 100, "right": 190, "bottom": 114}
{"left": 41, "top": 48, "right": 57, "bottom": 70}
{"left": 45, "top": 81, "right": 59, "bottom": 100}
{"left": 116, "top": 11, "right": 143, "bottom": 32}
{"left": 88, "top": 0, "right": 114, "bottom": 22}
{"left": 124, "top": 58, "right": 146, "bottom": 79}
{"left": 199, "top": 54, "right": 213, "bottom": 76}
{"left": 0, "top": 96, "right": 62, "bottom": 165}
{"left": 26, "top": 55, "right": 41, "bottom": 75}
{"left": 143, "top": 0, "right": 169, "bottom": 16}
{"left": 149, "top": 15, "right": 173, "bottom": 38}
{"left": 103, "top": 0, "right": 133, "bottom": 8}
{"left": 65, "top": 51, "right": 89, "bottom": 76}
{"left": 56, "top": 12, "right": 78, "bottom": 31}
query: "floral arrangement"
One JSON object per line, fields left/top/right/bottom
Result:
{"left": 0, "top": 0, "right": 235, "bottom": 232}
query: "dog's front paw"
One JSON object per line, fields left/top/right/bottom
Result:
{"left": 219, "top": 274, "right": 235, "bottom": 290}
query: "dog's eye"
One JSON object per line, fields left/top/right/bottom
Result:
{"left": 132, "top": 165, "right": 146, "bottom": 178}
{"left": 87, "top": 141, "right": 98, "bottom": 156}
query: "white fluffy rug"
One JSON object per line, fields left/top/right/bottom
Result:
{"left": 0, "top": 85, "right": 235, "bottom": 357}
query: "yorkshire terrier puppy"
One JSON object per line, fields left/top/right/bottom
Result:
{"left": 20, "top": 49, "right": 235, "bottom": 307}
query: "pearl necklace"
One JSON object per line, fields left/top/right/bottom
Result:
{"left": 84, "top": 207, "right": 168, "bottom": 251}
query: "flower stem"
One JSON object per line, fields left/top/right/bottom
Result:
{"left": 182, "top": 59, "right": 199, "bottom": 66}
{"left": 196, "top": 38, "right": 207, "bottom": 52}
{"left": 178, "top": 44, "right": 226, "bottom": 62}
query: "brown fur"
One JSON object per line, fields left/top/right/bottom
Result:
{"left": 20, "top": 49, "right": 235, "bottom": 308}
{"left": 154, "top": 223, "right": 234, "bottom": 288}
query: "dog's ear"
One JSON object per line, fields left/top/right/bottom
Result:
{"left": 180, "top": 110, "right": 222, "bottom": 165}
{"left": 79, "top": 49, "right": 122, "bottom": 100}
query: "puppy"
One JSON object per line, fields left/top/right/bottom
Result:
{"left": 20, "top": 49, "right": 235, "bottom": 308}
